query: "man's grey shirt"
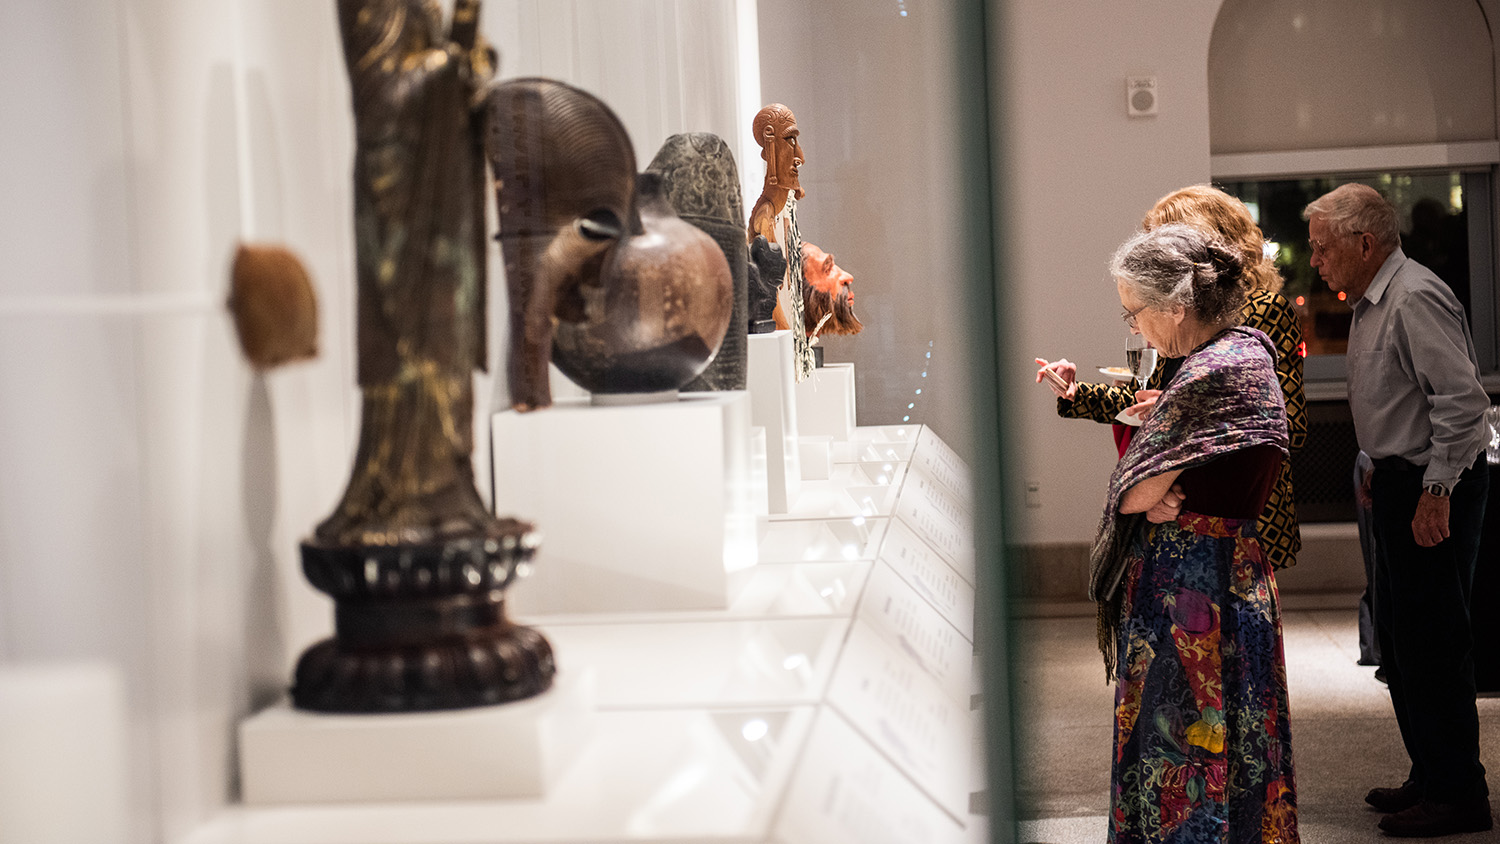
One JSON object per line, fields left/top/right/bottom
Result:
{"left": 1346, "top": 248, "right": 1489, "bottom": 489}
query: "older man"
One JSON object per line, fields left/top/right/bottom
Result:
{"left": 1305, "top": 183, "right": 1492, "bottom": 837}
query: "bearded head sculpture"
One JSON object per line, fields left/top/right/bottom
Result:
{"left": 801, "top": 242, "right": 862, "bottom": 337}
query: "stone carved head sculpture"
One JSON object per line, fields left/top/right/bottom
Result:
{"left": 748, "top": 235, "right": 785, "bottom": 333}
{"left": 486, "top": 79, "right": 733, "bottom": 410}
{"left": 645, "top": 133, "right": 748, "bottom": 391}
{"left": 801, "top": 242, "right": 863, "bottom": 337}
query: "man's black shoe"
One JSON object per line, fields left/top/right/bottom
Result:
{"left": 1366, "top": 782, "right": 1421, "bottom": 814}
{"left": 1378, "top": 798, "right": 1492, "bottom": 837}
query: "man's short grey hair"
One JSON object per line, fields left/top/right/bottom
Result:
{"left": 1302, "top": 183, "right": 1401, "bottom": 249}
{"left": 1110, "top": 223, "right": 1247, "bottom": 326}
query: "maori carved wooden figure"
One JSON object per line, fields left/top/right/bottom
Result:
{"left": 292, "top": 0, "right": 554, "bottom": 714}
{"left": 748, "top": 103, "right": 814, "bottom": 379}
{"left": 746, "top": 104, "right": 805, "bottom": 248}
{"left": 487, "top": 79, "right": 732, "bottom": 409}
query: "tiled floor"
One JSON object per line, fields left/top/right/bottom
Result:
{"left": 1013, "top": 596, "right": 1500, "bottom": 843}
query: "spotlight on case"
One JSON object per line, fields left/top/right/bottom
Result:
{"left": 1126, "top": 76, "right": 1158, "bottom": 117}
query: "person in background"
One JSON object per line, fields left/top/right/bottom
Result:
{"left": 1037, "top": 184, "right": 1307, "bottom": 569}
{"left": 1092, "top": 223, "right": 1296, "bottom": 842}
{"left": 1306, "top": 182, "right": 1491, "bottom": 837}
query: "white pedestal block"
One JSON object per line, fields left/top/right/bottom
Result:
{"left": 795, "top": 362, "right": 857, "bottom": 441}
{"left": 749, "top": 426, "right": 770, "bottom": 516}
{"left": 0, "top": 663, "right": 129, "bottom": 844}
{"left": 240, "top": 671, "right": 594, "bottom": 805}
{"left": 747, "top": 331, "right": 802, "bottom": 513}
{"left": 492, "top": 391, "right": 757, "bottom": 614}
{"left": 798, "top": 435, "right": 833, "bottom": 481}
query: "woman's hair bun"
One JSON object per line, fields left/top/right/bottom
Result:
{"left": 1203, "top": 240, "right": 1244, "bottom": 288}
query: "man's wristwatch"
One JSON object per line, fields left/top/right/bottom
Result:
{"left": 1425, "top": 483, "right": 1452, "bottom": 498}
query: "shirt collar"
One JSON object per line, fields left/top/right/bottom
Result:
{"left": 1358, "top": 248, "right": 1405, "bottom": 307}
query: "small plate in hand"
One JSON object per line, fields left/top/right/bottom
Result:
{"left": 1098, "top": 366, "right": 1133, "bottom": 381}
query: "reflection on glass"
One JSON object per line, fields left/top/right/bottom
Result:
{"left": 759, "top": 519, "right": 886, "bottom": 564}
{"left": 707, "top": 710, "right": 795, "bottom": 783}
{"left": 741, "top": 718, "right": 770, "bottom": 742}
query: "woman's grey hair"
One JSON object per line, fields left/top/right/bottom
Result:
{"left": 1301, "top": 183, "right": 1401, "bottom": 249}
{"left": 1110, "top": 222, "right": 1247, "bottom": 326}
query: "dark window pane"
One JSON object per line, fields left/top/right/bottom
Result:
{"left": 1221, "top": 173, "right": 1471, "bottom": 359}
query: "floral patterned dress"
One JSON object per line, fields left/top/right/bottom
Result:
{"left": 1111, "top": 510, "right": 1298, "bottom": 843}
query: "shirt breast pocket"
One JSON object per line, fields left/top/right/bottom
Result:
{"left": 1350, "top": 347, "right": 1399, "bottom": 389}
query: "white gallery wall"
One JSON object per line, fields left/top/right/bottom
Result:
{"left": 1, "top": 0, "right": 356, "bottom": 841}
{"left": 998, "top": 0, "right": 1220, "bottom": 547}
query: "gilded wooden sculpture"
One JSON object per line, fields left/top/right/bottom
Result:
{"left": 486, "top": 78, "right": 733, "bottom": 410}
{"left": 292, "top": 0, "right": 554, "bottom": 713}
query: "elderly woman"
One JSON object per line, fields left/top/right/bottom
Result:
{"left": 1095, "top": 224, "right": 1298, "bottom": 843}
{"left": 1038, "top": 185, "right": 1306, "bottom": 571}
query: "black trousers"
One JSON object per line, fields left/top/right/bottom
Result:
{"left": 1371, "top": 453, "right": 1489, "bottom": 802}
{"left": 1356, "top": 451, "right": 1382, "bottom": 666}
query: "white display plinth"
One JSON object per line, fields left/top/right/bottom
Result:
{"left": 492, "top": 391, "right": 756, "bottom": 613}
{"left": 798, "top": 434, "right": 833, "bottom": 481}
{"left": 795, "top": 362, "right": 857, "bottom": 441}
{"left": 0, "top": 663, "right": 129, "bottom": 844}
{"left": 239, "top": 671, "right": 594, "bottom": 804}
{"left": 747, "top": 331, "right": 802, "bottom": 513}
{"left": 750, "top": 426, "right": 769, "bottom": 517}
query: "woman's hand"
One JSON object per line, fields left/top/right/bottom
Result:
{"left": 1120, "top": 468, "right": 1184, "bottom": 515}
{"left": 1145, "top": 483, "right": 1186, "bottom": 523}
{"left": 1034, "top": 358, "right": 1078, "bottom": 400}
{"left": 1123, "top": 389, "right": 1161, "bottom": 422}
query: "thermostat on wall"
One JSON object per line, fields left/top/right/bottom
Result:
{"left": 1126, "top": 76, "right": 1158, "bottom": 117}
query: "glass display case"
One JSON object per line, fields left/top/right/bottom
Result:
{"left": 0, "top": 1, "right": 1007, "bottom": 843}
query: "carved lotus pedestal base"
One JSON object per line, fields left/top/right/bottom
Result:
{"left": 292, "top": 530, "right": 555, "bottom": 713}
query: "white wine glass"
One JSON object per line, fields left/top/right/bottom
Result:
{"left": 1125, "top": 334, "right": 1158, "bottom": 385}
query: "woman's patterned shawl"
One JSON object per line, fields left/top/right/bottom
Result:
{"left": 1089, "top": 327, "right": 1288, "bottom": 678}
